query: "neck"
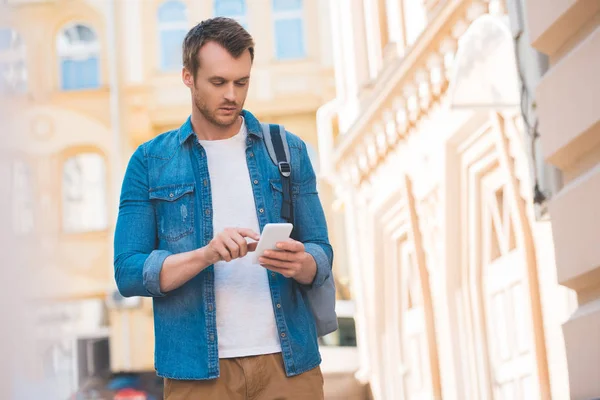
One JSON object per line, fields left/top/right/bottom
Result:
{"left": 191, "top": 108, "right": 242, "bottom": 141}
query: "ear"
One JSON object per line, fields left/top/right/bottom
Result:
{"left": 182, "top": 67, "right": 194, "bottom": 89}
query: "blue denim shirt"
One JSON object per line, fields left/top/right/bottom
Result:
{"left": 114, "top": 110, "right": 333, "bottom": 380}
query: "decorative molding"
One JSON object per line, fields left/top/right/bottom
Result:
{"left": 334, "top": 0, "right": 498, "bottom": 189}
{"left": 424, "top": 0, "right": 443, "bottom": 14}
{"left": 419, "top": 187, "right": 442, "bottom": 271}
{"left": 30, "top": 115, "right": 55, "bottom": 141}
{"left": 403, "top": 175, "right": 443, "bottom": 400}
{"left": 490, "top": 112, "right": 551, "bottom": 400}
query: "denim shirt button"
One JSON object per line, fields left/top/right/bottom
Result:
{"left": 169, "top": 193, "right": 174, "bottom": 198}
{"left": 249, "top": 152, "right": 254, "bottom": 158}
{"left": 259, "top": 208, "right": 264, "bottom": 213}
{"left": 209, "top": 334, "right": 215, "bottom": 341}
{"left": 280, "top": 332, "right": 286, "bottom": 338}
{"left": 205, "top": 209, "right": 211, "bottom": 215}
{"left": 253, "top": 180, "right": 259, "bottom": 185}
{"left": 276, "top": 303, "right": 281, "bottom": 309}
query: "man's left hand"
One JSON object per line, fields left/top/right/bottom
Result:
{"left": 258, "top": 239, "right": 316, "bottom": 285}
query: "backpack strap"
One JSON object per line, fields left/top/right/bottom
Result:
{"left": 261, "top": 123, "right": 293, "bottom": 223}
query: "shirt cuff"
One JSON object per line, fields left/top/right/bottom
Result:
{"left": 143, "top": 249, "right": 172, "bottom": 297}
{"left": 304, "top": 243, "right": 331, "bottom": 289}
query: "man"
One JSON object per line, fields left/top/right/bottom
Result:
{"left": 114, "top": 17, "right": 333, "bottom": 399}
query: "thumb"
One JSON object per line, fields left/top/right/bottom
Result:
{"left": 247, "top": 242, "right": 258, "bottom": 252}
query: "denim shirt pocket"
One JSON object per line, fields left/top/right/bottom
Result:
{"left": 269, "top": 178, "right": 319, "bottom": 221}
{"left": 269, "top": 179, "right": 295, "bottom": 222}
{"left": 149, "top": 183, "right": 196, "bottom": 242}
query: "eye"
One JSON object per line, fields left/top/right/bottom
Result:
{"left": 212, "top": 81, "right": 225, "bottom": 87}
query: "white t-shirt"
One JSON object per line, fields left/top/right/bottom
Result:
{"left": 198, "top": 119, "right": 282, "bottom": 359}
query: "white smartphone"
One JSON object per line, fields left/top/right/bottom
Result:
{"left": 251, "top": 223, "right": 294, "bottom": 264}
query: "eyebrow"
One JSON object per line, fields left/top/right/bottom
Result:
{"left": 209, "top": 76, "right": 250, "bottom": 81}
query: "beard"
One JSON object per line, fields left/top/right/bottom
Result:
{"left": 194, "top": 94, "right": 242, "bottom": 128}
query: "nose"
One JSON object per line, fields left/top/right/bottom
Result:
{"left": 224, "top": 83, "right": 236, "bottom": 103}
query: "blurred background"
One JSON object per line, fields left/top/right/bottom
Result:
{"left": 0, "top": 0, "right": 598, "bottom": 399}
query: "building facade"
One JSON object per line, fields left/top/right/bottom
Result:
{"left": 2, "top": 0, "right": 344, "bottom": 397}
{"left": 523, "top": 0, "right": 600, "bottom": 399}
{"left": 317, "top": 0, "right": 583, "bottom": 399}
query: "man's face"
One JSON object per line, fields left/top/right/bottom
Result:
{"left": 183, "top": 41, "right": 252, "bottom": 128}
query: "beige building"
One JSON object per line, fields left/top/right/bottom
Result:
{"left": 316, "top": 0, "right": 597, "bottom": 399}
{"left": 1, "top": 0, "right": 350, "bottom": 398}
{"left": 524, "top": 0, "right": 600, "bottom": 399}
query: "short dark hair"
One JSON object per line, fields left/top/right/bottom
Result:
{"left": 182, "top": 17, "right": 255, "bottom": 80}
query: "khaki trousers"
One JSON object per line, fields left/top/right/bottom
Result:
{"left": 163, "top": 353, "right": 324, "bottom": 400}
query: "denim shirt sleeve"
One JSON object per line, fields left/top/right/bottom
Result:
{"left": 114, "top": 145, "right": 170, "bottom": 297}
{"left": 294, "top": 141, "right": 334, "bottom": 289}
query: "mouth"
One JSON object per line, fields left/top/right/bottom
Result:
{"left": 219, "top": 106, "right": 237, "bottom": 113}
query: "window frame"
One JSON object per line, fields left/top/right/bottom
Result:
{"left": 214, "top": 0, "right": 249, "bottom": 29}
{"left": 56, "top": 22, "right": 101, "bottom": 91}
{"left": 272, "top": 0, "right": 307, "bottom": 61}
{"left": 157, "top": 0, "right": 189, "bottom": 71}
{"left": 60, "top": 150, "right": 109, "bottom": 235}
{"left": 0, "top": 27, "right": 28, "bottom": 94}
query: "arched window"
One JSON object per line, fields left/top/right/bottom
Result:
{"left": 57, "top": 24, "right": 100, "bottom": 90}
{"left": 272, "top": 0, "right": 306, "bottom": 60}
{"left": 62, "top": 153, "right": 107, "bottom": 233}
{"left": 158, "top": 1, "right": 188, "bottom": 71}
{"left": 0, "top": 28, "right": 27, "bottom": 94}
{"left": 214, "top": 0, "right": 248, "bottom": 29}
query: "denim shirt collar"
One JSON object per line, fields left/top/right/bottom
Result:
{"left": 178, "top": 109, "right": 264, "bottom": 145}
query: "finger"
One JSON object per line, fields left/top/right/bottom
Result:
{"left": 258, "top": 257, "right": 294, "bottom": 270}
{"left": 214, "top": 242, "right": 232, "bottom": 262}
{"left": 236, "top": 228, "right": 261, "bottom": 241}
{"left": 247, "top": 242, "right": 258, "bottom": 252}
{"left": 276, "top": 239, "right": 304, "bottom": 252}
{"left": 260, "top": 264, "right": 294, "bottom": 278}
{"left": 262, "top": 250, "right": 294, "bottom": 262}
{"left": 223, "top": 236, "right": 240, "bottom": 259}
{"left": 231, "top": 232, "right": 248, "bottom": 257}
{"left": 258, "top": 257, "right": 298, "bottom": 270}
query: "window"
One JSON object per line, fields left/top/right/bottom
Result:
{"left": 272, "top": 0, "right": 305, "bottom": 60}
{"left": 214, "top": 0, "right": 248, "bottom": 29}
{"left": 57, "top": 24, "right": 100, "bottom": 90}
{"left": 0, "top": 28, "right": 27, "bottom": 94}
{"left": 12, "top": 160, "right": 34, "bottom": 235}
{"left": 41, "top": 338, "right": 74, "bottom": 399}
{"left": 0, "top": 158, "right": 34, "bottom": 235}
{"left": 158, "top": 1, "right": 188, "bottom": 71}
{"left": 62, "top": 153, "right": 107, "bottom": 233}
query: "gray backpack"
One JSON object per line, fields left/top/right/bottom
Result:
{"left": 261, "top": 123, "right": 338, "bottom": 337}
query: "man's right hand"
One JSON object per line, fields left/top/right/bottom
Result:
{"left": 159, "top": 228, "right": 260, "bottom": 293}
{"left": 202, "top": 228, "right": 260, "bottom": 264}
